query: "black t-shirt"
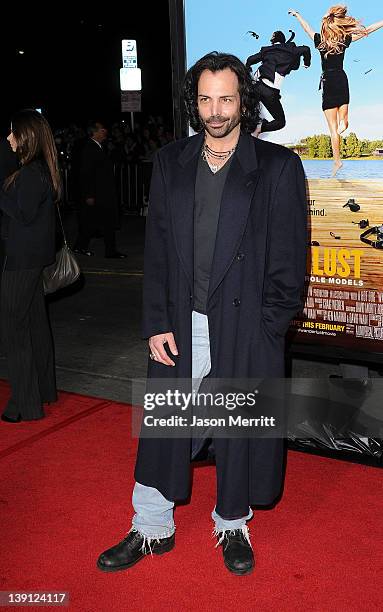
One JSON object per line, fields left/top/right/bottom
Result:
{"left": 314, "top": 32, "right": 352, "bottom": 71}
{"left": 193, "top": 153, "right": 233, "bottom": 314}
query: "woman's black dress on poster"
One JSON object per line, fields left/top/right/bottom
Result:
{"left": 314, "top": 32, "right": 352, "bottom": 111}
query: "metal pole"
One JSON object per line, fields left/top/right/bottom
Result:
{"left": 120, "top": 164, "right": 124, "bottom": 210}
{"left": 130, "top": 111, "right": 134, "bottom": 133}
{"left": 169, "top": 0, "right": 188, "bottom": 139}
{"left": 135, "top": 163, "right": 139, "bottom": 213}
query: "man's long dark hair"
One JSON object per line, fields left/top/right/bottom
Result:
{"left": 183, "top": 52, "right": 260, "bottom": 133}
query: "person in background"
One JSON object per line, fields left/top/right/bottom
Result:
{"left": 0, "top": 136, "right": 18, "bottom": 185}
{"left": 0, "top": 136, "right": 18, "bottom": 271}
{"left": 73, "top": 121, "right": 126, "bottom": 259}
{"left": 289, "top": 5, "right": 383, "bottom": 176}
{"left": 0, "top": 109, "right": 60, "bottom": 423}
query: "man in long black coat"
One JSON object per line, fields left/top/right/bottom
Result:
{"left": 73, "top": 121, "right": 126, "bottom": 258}
{"left": 97, "top": 53, "right": 307, "bottom": 576}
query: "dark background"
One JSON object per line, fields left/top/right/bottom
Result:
{"left": 0, "top": 3, "right": 173, "bottom": 133}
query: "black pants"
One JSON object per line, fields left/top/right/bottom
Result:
{"left": 1, "top": 267, "right": 57, "bottom": 420}
{"left": 75, "top": 204, "right": 116, "bottom": 255}
{"left": 256, "top": 80, "right": 286, "bottom": 133}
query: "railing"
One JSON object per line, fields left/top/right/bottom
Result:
{"left": 116, "top": 161, "right": 153, "bottom": 216}
{"left": 60, "top": 161, "right": 153, "bottom": 216}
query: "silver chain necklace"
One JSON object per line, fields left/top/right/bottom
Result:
{"left": 201, "top": 140, "right": 237, "bottom": 174}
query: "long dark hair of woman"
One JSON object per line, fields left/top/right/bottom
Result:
{"left": 4, "top": 109, "right": 62, "bottom": 201}
{"left": 183, "top": 52, "right": 260, "bottom": 133}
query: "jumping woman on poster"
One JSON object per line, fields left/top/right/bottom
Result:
{"left": 289, "top": 5, "right": 383, "bottom": 176}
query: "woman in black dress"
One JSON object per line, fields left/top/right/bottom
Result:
{"left": 289, "top": 6, "right": 383, "bottom": 176}
{"left": 0, "top": 110, "right": 61, "bottom": 422}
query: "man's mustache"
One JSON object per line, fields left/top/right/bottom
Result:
{"left": 205, "top": 116, "right": 228, "bottom": 124}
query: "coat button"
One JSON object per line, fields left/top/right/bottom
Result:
{"left": 236, "top": 252, "right": 245, "bottom": 261}
{"left": 233, "top": 298, "right": 241, "bottom": 307}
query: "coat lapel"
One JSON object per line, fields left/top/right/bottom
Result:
{"left": 171, "top": 132, "right": 204, "bottom": 288}
{"left": 207, "top": 132, "right": 261, "bottom": 302}
{"left": 170, "top": 131, "right": 261, "bottom": 298}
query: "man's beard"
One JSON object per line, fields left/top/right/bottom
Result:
{"left": 201, "top": 112, "right": 241, "bottom": 138}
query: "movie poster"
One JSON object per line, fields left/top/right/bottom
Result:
{"left": 184, "top": 0, "right": 383, "bottom": 356}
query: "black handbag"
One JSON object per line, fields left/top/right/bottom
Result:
{"left": 43, "top": 204, "right": 81, "bottom": 294}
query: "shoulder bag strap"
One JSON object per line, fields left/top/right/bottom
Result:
{"left": 56, "top": 203, "right": 68, "bottom": 247}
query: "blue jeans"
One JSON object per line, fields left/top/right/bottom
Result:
{"left": 132, "top": 310, "right": 253, "bottom": 538}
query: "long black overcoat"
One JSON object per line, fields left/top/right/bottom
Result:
{"left": 78, "top": 139, "right": 119, "bottom": 230}
{"left": 135, "top": 131, "right": 307, "bottom": 518}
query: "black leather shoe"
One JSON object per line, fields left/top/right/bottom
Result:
{"left": 97, "top": 530, "right": 175, "bottom": 572}
{"left": 105, "top": 251, "right": 127, "bottom": 259}
{"left": 1, "top": 413, "right": 22, "bottom": 423}
{"left": 219, "top": 529, "right": 255, "bottom": 575}
{"left": 73, "top": 248, "right": 94, "bottom": 257}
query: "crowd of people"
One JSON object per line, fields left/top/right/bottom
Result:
{"left": 53, "top": 115, "right": 175, "bottom": 168}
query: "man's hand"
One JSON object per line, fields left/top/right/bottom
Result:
{"left": 85, "top": 197, "right": 95, "bottom": 206}
{"left": 149, "top": 332, "right": 178, "bottom": 366}
{"left": 288, "top": 9, "right": 299, "bottom": 17}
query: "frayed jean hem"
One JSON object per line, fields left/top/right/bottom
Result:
{"left": 128, "top": 526, "right": 175, "bottom": 554}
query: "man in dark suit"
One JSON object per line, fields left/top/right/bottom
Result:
{"left": 246, "top": 30, "right": 311, "bottom": 135}
{"left": 97, "top": 53, "right": 307, "bottom": 575}
{"left": 73, "top": 121, "right": 126, "bottom": 258}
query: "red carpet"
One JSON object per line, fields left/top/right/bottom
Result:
{"left": 1, "top": 381, "right": 382, "bottom": 611}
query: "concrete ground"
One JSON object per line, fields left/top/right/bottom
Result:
{"left": 0, "top": 212, "right": 148, "bottom": 403}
